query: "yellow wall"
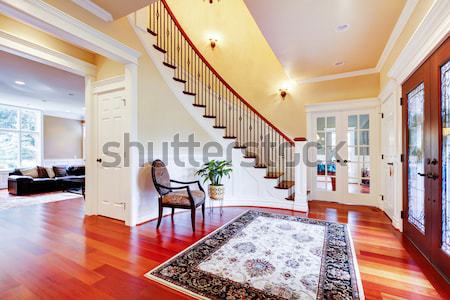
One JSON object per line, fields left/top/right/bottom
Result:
{"left": 380, "top": 0, "right": 434, "bottom": 89}
{"left": 162, "top": 0, "right": 379, "bottom": 137}
{"left": 0, "top": 14, "right": 96, "bottom": 64}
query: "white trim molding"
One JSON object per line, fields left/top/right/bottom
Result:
{"left": 72, "top": 0, "right": 113, "bottom": 22}
{"left": 0, "top": 0, "right": 140, "bottom": 65}
{"left": 0, "top": 30, "right": 96, "bottom": 77}
{"left": 297, "top": 68, "right": 378, "bottom": 85}
{"left": 305, "top": 98, "right": 379, "bottom": 113}
{"left": 375, "top": 0, "right": 419, "bottom": 71}
{"left": 388, "top": 0, "right": 450, "bottom": 83}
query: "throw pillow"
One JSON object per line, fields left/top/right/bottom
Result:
{"left": 46, "top": 167, "right": 55, "bottom": 178}
{"left": 37, "top": 166, "right": 49, "bottom": 178}
{"left": 21, "top": 167, "right": 39, "bottom": 178}
{"left": 53, "top": 166, "right": 68, "bottom": 177}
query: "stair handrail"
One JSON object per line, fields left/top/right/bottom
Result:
{"left": 159, "top": 0, "right": 294, "bottom": 146}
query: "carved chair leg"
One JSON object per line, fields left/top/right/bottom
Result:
{"left": 171, "top": 208, "right": 175, "bottom": 217}
{"left": 202, "top": 203, "right": 205, "bottom": 219}
{"left": 191, "top": 207, "right": 196, "bottom": 232}
{"left": 156, "top": 202, "right": 163, "bottom": 229}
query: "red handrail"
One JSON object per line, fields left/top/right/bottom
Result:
{"left": 160, "top": 0, "right": 294, "bottom": 146}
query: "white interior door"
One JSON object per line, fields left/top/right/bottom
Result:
{"left": 311, "top": 108, "right": 378, "bottom": 205}
{"left": 380, "top": 94, "right": 397, "bottom": 219}
{"left": 97, "top": 88, "right": 126, "bottom": 221}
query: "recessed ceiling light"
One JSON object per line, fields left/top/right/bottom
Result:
{"left": 335, "top": 61, "right": 345, "bottom": 67}
{"left": 336, "top": 24, "right": 350, "bottom": 32}
{"left": 14, "top": 80, "right": 25, "bottom": 85}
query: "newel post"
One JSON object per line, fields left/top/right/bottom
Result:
{"left": 294, "top": 138, "right": 308, "bottom": 212}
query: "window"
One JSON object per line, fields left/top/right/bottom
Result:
{"left": 0, "top": 105, "right": 41, "bottom": 169}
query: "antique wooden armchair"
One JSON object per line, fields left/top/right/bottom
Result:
{"left": 151, "top": 160, "right": 205, "bottom": 231}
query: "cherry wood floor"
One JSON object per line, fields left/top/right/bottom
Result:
{"left": 0, "top": 197, "right": 449, "bottom": 300}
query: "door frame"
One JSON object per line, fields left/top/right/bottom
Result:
{"left": 0, "top": 0, "right": 141, "bottom": 226}
{"left": 306, "top": 98, "right": 381, "bottom": 206}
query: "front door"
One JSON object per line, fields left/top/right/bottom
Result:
{"left": 97, "top": 88, "right": 126, "bottom": 221}
{"left": 403, "top": 37, "right": 450, "bottom": 279}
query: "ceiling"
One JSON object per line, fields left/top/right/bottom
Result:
{"left": 244, "top": 0, "right": 406, "bottom": 81}
{"left": 0, "top": 50, "right": 85, "bottom": 119}
{"left": 91, "top": 0, "right": 157, "bottom": 19}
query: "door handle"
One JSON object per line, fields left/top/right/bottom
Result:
{"left": 387, "top": 162, "right": 394, "bottom": 166}
{"left": 417, "top": 172, "right": 426, "bottom": 177}
{"left": 427, "top": 173, "right": 439, "bottom": 180}
{"left": 97, "top": 158, "right": 102, "bottom": 163}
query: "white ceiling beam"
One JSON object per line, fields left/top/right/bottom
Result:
{"left": 71, "top": 0, "right": 113, "bottom": 22}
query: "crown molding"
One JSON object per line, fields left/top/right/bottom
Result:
{"left": 389, "top": 0, "right": 450, "bottom": 83}
{"left": 304, "top": 98, "right": 379, "bottom": 113}
{"left": 72, "top": 0, "right": 113, "bottom": 22}
{"left": 297, "top": 68, "right": 378, "bottom": 85}
{"left": 0, "top": 0, "right": 140, "bottom": 65}
{"left": 0, "top": 29, "right": 96, "bottom": 76}
{"left": 375, "top": 0, "right": 419, "bottom": 71}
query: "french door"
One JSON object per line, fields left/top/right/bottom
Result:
{"left": 402, "top": 37, "right": 450, "bottom": 279}
{"left": 311, "top": 108, "right": 378, "bottom": 205}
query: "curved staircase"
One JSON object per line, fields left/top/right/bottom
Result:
{"left": 143, "top": 0, "right": 296, "bottom": 201}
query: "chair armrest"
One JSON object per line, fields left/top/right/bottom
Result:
{"left": 170, "top": 180, "right": 204, "bottom": 192}
{"left": 8, "top": 175, "right": 33, "bottom": 182}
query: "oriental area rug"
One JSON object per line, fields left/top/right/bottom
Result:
{"left": 146, "top": 210, "right": 364, "bottom": 300}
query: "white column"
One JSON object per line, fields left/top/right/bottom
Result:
{"left": 84, "top": 75, "right": 98, "bottom": 216}
{"left": 294, "top": 138, "right": 309, "bottom": 212}
{"left": 125, "top": 63, "right": 139, "bottom": 226}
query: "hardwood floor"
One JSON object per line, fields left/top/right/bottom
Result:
{"left": 0, "top": 198, "right": 448, "bottom": 300}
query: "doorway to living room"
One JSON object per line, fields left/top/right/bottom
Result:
{"left": 0, "top": 49, "right": 87, "bottom": 211}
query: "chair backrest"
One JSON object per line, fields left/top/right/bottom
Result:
{"left": 151, "top": 160, "right": 171, "bottom": 195}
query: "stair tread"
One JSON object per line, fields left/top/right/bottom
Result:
{"left": 163, "top": 62, "right": 176, "bottom": 69}
{"left": 153, "top": 44, "right": 166, "bottom": 53}
{"left": 264, "top": 172, "right": 284, "bottom": 179}
{"left": 193, "top": 103, "right": 206, "bottom": 108}
{"left": 147, "top": 28, "right": 157, "bottom": 36}
{"left": 173, "top": 77, "right": 186, "bottom": 83}
{"left": 275, "top": 181, "right": 295, "bottom": 189}
{"left": 203, "top": 115, "right": 216, "bottom": 118}
{"left": 183, "top": 91, "right": 196, "bottom": 96}
{"left": 223, "top": 136, "right": 237, "bottom": 139}
{"left": 254, "top": 165, "right": 268, "bottom": 169}
{"left": 243, "top": 155, "right": 257, "bottom": 159}
{"left": 233, "top": 146, "right": 247, "bottom": 149}
{"left": 285, "top": 193, "right": 295, "bottom": 201}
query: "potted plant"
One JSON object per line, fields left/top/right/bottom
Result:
{"left": 195, "top": 160, "right": 233, "bottom": 200}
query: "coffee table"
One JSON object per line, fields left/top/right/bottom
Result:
{"left": 60, "top": 177, "right": 85, "bottom": 198}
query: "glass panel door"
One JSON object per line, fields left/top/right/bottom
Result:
{"left": 316, "top": 116, "right": 337, "bottom": 192}
{"left": 347, "top": 114, "right": 371, "bottom": 195}
{"left": 441, "top": 60, "right": 450, "bottom": 256}
{"left": 407, "top": 83, "right": 426, "bottom": 233}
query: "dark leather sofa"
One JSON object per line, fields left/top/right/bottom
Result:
{"left": 8, "top": 166, "right": 85, "bottom": 196}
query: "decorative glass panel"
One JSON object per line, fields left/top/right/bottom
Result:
{"left": 441, "top": 60, "right": 450, "bottom": 255}
{"left": 407, "top": 83, "right": 426, "bottom": 233}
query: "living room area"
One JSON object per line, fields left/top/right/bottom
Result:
{"left": 0, "top": 49, "right": 86, "bottom": 210}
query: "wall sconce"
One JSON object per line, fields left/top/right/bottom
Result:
{"left": 209, "top": 38, "right": 218, "bottom": 49}
{"left": 279, "top": 88, "right": 288, "bottom": 100}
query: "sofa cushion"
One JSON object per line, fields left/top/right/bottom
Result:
{"left": 21, "top": 167, "right": 39, "bottom": 178}
{"left": 37, "top": 166, "right": 49, "bottom": 178}
{"left": 53, "top": 166, "right": 68, "bottom": 177}
{"left": 46, "top": 167, "right": 55, "bottom": 178}
{"left": 67, "top": 166, "right": 85, "bottom": 176}
{"left": 9, "top": 169, "right": 22, "bottom": 176}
